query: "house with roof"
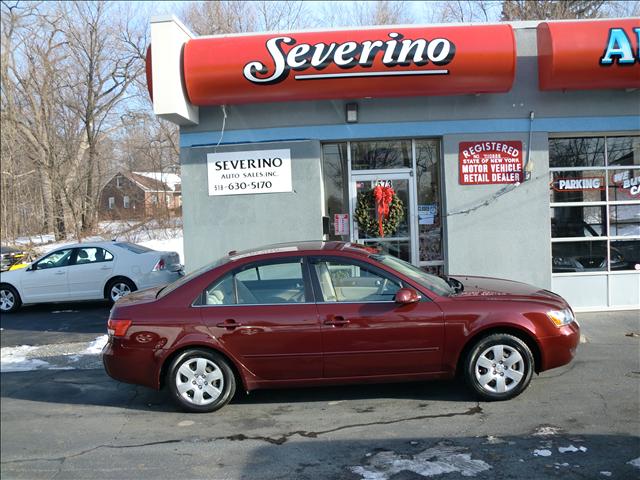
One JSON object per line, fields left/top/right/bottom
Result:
{"left": 99, "top": 171, "right": 182, "bottom": 220}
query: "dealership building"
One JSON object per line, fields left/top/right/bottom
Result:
{"left": 146, "top": 16, "right": 639, "bottom": 311}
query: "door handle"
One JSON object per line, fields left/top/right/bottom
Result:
{"left": 216, "top": 319, "right": 242, "bottom": 330}
{"left": 324, "top": 316, "right": 349, "bottom": 326}
{"left": 54, "top": 271, "right": 65, "bottom": 275}
{"left": 100, "top": 266, "right": 111, "bottom": 270}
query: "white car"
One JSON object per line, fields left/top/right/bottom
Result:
{"left": 0, "top": 241, "right": 183, "bottom": 313}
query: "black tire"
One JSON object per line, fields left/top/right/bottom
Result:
{"left": 464, "top": 333, "right": 534, "bottom": 401}
{"left": 105, "top": 278, "right": 136, "bottom": 304}
{"left": 0, "top": 284, "right": 21, "bottom": 313}
{"left": 166, "top": 349, "right": 236, "bottom": 413}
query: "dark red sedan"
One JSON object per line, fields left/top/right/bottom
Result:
{"left": 103, "top": 241, "right": 580, "bottom": 413}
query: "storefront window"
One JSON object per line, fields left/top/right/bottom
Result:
{"left": 351, "top": 140, "right": 411, "bottom": 170}
{"left": 550, "top": 135, "right": 640, "bottom": 276}
{"left": 322, "top": 143, "right": 349, "bottom": 240}
{"left": 549, "top": 137, "right": 605, "bottom": 168}
{"left": 415, "top": 139, "right": 443, "bottom": 263}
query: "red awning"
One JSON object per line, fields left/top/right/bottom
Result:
{"left": 537, "top": 19, "right": 640, "bottom": 91}
{"left": 181, "top": 24, "right": 516, "bottom": 106}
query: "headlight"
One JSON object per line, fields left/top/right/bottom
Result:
{"left": 546, "top": 308, "right": 575, "bottom": 327}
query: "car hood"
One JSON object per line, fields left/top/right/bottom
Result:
{"left": 449, "top": 275, "right": 565, "bottom": 305}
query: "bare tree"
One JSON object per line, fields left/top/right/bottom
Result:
{"left": 182, "top": 1, "right": 310, "bottom": 35}
{"left": 60, "top": 1, "right": 144, "bottom": 235}
{"left": 318, "top": 1, "right": 414, "bottom": 28}
{"left": 426, "top": 1, "right": 501, "bottom": 23}
{"left": 501, "top": 0, "right": 607, "bottom": 20}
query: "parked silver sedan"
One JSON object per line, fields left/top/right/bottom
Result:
{"left": 0, "top": 241, "right": 182, "bottom": 313}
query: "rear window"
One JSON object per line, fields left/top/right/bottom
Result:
{"left": 114, "top": 242, "right": 153, "bottom": 254}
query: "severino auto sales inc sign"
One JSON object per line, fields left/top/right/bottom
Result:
{"left": 459, "top": 141, "right": 523, "bottom": 185}
{"left": 207, "top": 149, "right": 293, "bottom": 196}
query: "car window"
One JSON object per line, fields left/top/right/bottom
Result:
{"left": 75, "top": 247, "right": 114, "bottom": 265}
{"left": 36, "top": 249, "right": 73, "bottom": 270}
{"left": 203, "top": 259, "right": 307, "bottom": 305}
{"left": 313, "top": 258, "right": 402, "bottom": 303}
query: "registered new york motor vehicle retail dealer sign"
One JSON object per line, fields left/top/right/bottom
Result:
{"left": 207, "top": 149, "right": 292, "bottom": 196}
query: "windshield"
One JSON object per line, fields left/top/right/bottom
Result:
{"left": 157, "top": 256, "right": 231, "bottom": 298}
{"left": 371, "top": 254, "right": 454, "bottom": 296}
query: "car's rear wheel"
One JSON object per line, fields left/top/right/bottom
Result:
{"left": 167, "top": 349, "right": 236, "bottom": 413}
{"left": 464, "top": 333, "right": 534, "bottom": 401}
{"left": 0, "top": 285, "right": 21, "bottom": 313}
{"left": 106, "top": 278, "right": 136, "bottom": 304}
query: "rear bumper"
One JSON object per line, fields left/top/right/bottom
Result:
{"left": 539, "top": 321, "right": 580, "bottom": 371}
{"left": 102, "top": 339, "right": 162, "bottom": 390}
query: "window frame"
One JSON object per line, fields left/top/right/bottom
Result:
{"left": 307, "top": 255, "right": 407, "bottom": 304}
{"left": 549, "top": 135, "right": 640, "bottom": 276}
{"left": 34, "top": 248, "right": 75, "bottom": 270}
{"left": 194, "top": 256, "right": 316, "bottom": 307}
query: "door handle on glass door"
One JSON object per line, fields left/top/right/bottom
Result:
{"left": 324, "top": 316, "right": 349, "bottom": 326}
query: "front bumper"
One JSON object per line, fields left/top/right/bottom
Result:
{"left": 539, "top": 321, "right": 581, "bottom": 371}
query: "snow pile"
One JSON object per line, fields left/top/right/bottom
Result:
{"left": 1, "top": 345, "right": 51, "bottom": 372}
{"left": 350, "top": 446, "right": 491, "bottom": 479}
{"left": 1, "top": 335, "right": 109, "bottom": 372}
{"left": 83, "top": 335, "right": 108, "bottom": 354}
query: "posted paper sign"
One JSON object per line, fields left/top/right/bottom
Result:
{"left": 459, "top": 141, "right": 523, "bottom": 185}
{"left": 334, "top": 214, "right": 349, "bottom": 235}
{"left": 207, "top": 149, "right": 292, "bottom": 196}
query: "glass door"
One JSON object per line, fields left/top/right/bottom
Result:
{"left": 350, "top": 173, "right": 417, "bottom": 263}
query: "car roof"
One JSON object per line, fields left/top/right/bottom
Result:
{"left": 41, "top": 241, "right": 130, "bottom": 251}
{"left": 227, "top": 241, "right": 377, "bottom": 261}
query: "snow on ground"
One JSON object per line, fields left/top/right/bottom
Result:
{"left": 350, "top": 445, "right": 491, "bottom": 479}
{"left": 1, "top": 345, "right": 51, "bottom": 372}
{"left": 1, "top": 335, "right": 109, "bottom": 373}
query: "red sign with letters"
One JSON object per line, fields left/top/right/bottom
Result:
{"left": 459, "top": 141, "right": 523, "bottom": 185}
{"left": 537, "top": 19, "right": 640, "bottom": 91}
{"left": 181, "top": 24, "right": 516, "bottom": 105}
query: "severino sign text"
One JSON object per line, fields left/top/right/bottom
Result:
{"left": 207, "top": 149, "right": 293, "bottom": 196}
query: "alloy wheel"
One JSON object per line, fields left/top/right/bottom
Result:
{"left": 110, "top": 283, "right": 131, "bottom": 301}
{"left": 0, "top": 289, "right": 15, "bottom": 311}
{"left": 474, "top": 344, "right": 525, "bottom": 394}
{"left": 175, "top": 357, "right": 225, "bottom": 406}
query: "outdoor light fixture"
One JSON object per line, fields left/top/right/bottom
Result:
{"left": 346, "top": 103, "right": 358, "bottom": 123}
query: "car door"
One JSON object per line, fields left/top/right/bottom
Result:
{"left": 198, "top": 257, "right": 322, "bottom": 381}
{"left": 67, "top": 247, "right": 115, "bottom": 300}
{"left": 310, "top": 256, "right": 444, "bottom": 378}
{"left": 20, "top": 248, "right": 73, "bottom": 303}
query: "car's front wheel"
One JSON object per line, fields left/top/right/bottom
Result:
{"left": 464, "top": 333, "right": 534, "bottom": 401}
{"left": 166, "top": 349, "right": 236, "bottom": 413}
{"left": 0, "top": 285, "right": 21, "bottom": 313}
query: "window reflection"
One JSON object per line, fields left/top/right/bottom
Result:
{"left": 351, "top": 140, "right": 411, "bottom": 170}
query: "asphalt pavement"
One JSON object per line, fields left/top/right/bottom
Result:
{"left": 1, "top": 305, "right": 639, "bottom": 480}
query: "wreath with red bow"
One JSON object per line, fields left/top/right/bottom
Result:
{"left": 355, "top": 185, "right": 405, "bottom": 238}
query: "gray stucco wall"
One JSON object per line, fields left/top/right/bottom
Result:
{"left": 181, "top": 140, "right": 324, "bottom": 271}
{"left": 442, "top": 132, "right": 551, "bottom": 288}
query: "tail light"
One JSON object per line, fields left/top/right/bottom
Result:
{"left": 152, "top": 258, "right": 166, "bottom": 271}
{"left": 108, "top": 319, "right": 132, "bottom": 337}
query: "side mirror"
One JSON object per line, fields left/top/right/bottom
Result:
{"left": 26, "top": 263, "right": 35, "bottom": 271}
{"left": 395, "top": 287, "right": 421, "bottom": 304}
